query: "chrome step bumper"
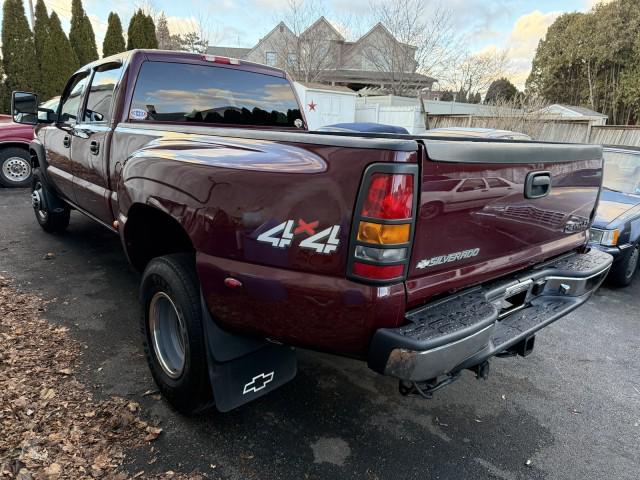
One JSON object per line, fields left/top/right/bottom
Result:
{"left": 368, "top": 248, "right": 613, "bottom": 381}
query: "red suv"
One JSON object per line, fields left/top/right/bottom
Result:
{"left": 0, "top": 98, "right": 58, "bottom": 187}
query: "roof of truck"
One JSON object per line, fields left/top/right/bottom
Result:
{"left": 79, "top": 49, "right": 287, "bottom": 78}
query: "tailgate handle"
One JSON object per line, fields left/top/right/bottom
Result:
{"left": 525, "top": 172, "right": 551, "bottom": 199}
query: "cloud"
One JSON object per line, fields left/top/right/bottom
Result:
{"left": 166, "top": 16, "right": 201, "bottom": 35}
{"left": 502, "top": 10, "right": 562, "bottom": 89}
{"left": 584, "top": 0, "right": 615, "bottom": 9}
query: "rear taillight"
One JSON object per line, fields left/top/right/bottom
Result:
{"left": 362, "top": 174, "right": 414, "bottom": 219}
{"left": 348, "top": 164, "right": 418, "bottom": 284}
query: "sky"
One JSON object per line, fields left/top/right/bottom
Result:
{"left": 2, "top": 0, "right": 612, "bottom": 89}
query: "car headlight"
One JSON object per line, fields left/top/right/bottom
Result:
{"left": 589, "top": 228, "right": 620, "bottom": 246}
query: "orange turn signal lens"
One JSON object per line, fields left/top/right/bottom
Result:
{"left": 357, "top": 221, "right": 410, "bottom": 245}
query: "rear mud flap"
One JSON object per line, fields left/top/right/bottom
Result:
{"left": 200, "top": 294, "right": 297, "bottom": 412}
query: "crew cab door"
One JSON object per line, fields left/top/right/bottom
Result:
{"left": 71, "top": 62, "right": 124, "bottom": 224}
{"left": 45, "top": 72, "right": 90, "bottom": 202}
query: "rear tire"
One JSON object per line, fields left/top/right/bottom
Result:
{"left": 140, "top": 253, "right": 214, "bottom": 414}
{"left": 31, "top": 168, "right": 70, "bottom": 233}
{"left": 608, "top": 244, "right": 639, "bottom": 287}
{"left": 0, "top": 147, "right": 32, "bottom": 187}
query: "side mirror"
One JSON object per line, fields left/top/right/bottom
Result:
{"left": 12, "top": 91, "right": 39, "bottom": 125}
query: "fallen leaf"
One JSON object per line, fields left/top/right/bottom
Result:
{"left": 40, "top": 388, "right": 56, "bottom": 400}
{"left": 127, "top": 402, "right": 140, "bottom": 412}
{"left": 57, "top": 368, "right": 72, "bottom": 376}
{"left": 44, "top": 463, "right": 61, "bottom": 477}
{"left": 144, "top": 426, "right": 163, "bottom": 442}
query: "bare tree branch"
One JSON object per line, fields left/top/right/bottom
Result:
{"left": 364, "top": 0, "right": 459, "bottom": 94}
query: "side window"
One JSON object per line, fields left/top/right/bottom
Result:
{"left": 84, "top": 64, "right": 124, "bottom": 123}
{"left": 59, "top": 74, "right": 89, "bottom": 124}
{"left": 458, "top": 178, "right": 486, "bottom": 192}
{"left": 486, "top": 177, "right": 510, "bottom": 188}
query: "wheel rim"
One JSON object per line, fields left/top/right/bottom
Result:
{"left": 149, "top": 292, "right": 187, "bottom": 379}
{"left": 2, "top": 156, "right": 31, "bottom": 183}
{"left": 625, "top": 246, "right": 639, "bottom": 280}
{"left": 423, "top": 203, "right": 440, "bottom": 219}
{"left": 31, "top": 181, "right": 48, "bottom": 222}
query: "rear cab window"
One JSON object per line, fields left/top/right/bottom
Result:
{"left": 129, "top": 61, "right": 303, "bottom": 128}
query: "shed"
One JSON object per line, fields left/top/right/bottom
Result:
{"left": 293, "top": 82, "right": 357, "bottom": 131}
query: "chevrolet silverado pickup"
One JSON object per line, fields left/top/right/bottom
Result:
{"left": 11, "top": 50, "right": 613, "bottom": 413}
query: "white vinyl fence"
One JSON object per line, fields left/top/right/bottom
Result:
{"left": 355, "top": 105, "right": 426, "bottom": 134}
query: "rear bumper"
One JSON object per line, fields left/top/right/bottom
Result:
{"left": 368, "top": 248, "right": 613, "bottom": 381}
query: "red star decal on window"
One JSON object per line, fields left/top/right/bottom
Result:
{"left": 308, "top": 101, "right": 317, "bottom": 111}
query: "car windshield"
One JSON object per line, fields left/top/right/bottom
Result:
{"left": 602, "top": 150, "right": 640, "bottom": 195}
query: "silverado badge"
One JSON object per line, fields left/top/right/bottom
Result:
{"left": 417, "top": 248, "right": 480, "bottom": 269}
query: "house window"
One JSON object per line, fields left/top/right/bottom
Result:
{"left": 287, "top": 53, "right": 297, "bottom": 69}
{"left": 265, "top": 52, "right": 277, "bottom": 66}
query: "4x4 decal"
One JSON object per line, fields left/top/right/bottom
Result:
{"left": 257, "top": 219, "right": 341, "bottom": 254}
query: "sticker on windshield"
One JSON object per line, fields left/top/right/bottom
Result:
{"left": 129, "top": 108, "right": 148, "bottom": 120}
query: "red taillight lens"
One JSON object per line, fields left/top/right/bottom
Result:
{"left": 361, "top": 173, "right": 414, "bottom": 220}
{"left": 353, "top": 262, "right": 404, "bottom": 280}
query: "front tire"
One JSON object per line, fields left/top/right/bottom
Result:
{"left": 140, "top": 253, "right": 213, "bottom": 414}
{"left": 31, "top": 169, "right": 70, "bottom": 233}
{"left": 608, "top": 244, "right": 639, "bottom": 287}
{"left": 0, "top": 147, "right": 32, "bottom": 187}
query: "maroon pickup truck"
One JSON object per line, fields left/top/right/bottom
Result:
{"left": 12, "top": 50, "right": 612, "bottom": 413}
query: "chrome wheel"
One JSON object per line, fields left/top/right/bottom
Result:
{"left": 2, "top": 156, "right": 31, "bottom": 184}
{"left": 31, "top": 182, "right": 48, "bottom": 222}
{"left": 149, "top": 292, "right": 188, "bottom": 379}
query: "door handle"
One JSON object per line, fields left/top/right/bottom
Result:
{"left": 90, "top": 141, "right": 100, "bottom": 155}
{"left": 525, "top": 172, "right": 551, "bottom": 199}
{"left": 63, "top": 135, "right": 71, "bottom": 148}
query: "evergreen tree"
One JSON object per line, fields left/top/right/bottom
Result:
{"left": 0, "top": 65, "right": 9, "bottom": 114}
{"left": 143, "top": 13, "right": 158, "bottom": 49}
{"left": 485, "top": 78, "right": 517, "bottom": 104}
{"left": 440, "top": 90, "right": 454, "bottom": 102}
{"left": 69, "top": 0, "right": 98, "bottom": 65}
{"left": 33, "top": 0, "right": 50, "bottom": 96}
{"left": 42, "top": 12, "right": 80, "bottom": 100}
{"left": 127, "top": 9, "right": 158, "bottom": 49}
{"left": 103, "top": 12, "right": 126, "bottom": 57}
{"left": 1, "top": 0, "right": 39, "bottom": 96}
{"left": 127, "top": 10, "right": 143, "bottom": 50}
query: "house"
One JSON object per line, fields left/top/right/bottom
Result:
{"left": 536, "top": 104, "right": 608, "bottom": 125}
{"left": 207, "top": 17, "right": 436, "bottom": 93}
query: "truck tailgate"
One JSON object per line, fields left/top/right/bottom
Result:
{"left": 406, "top": 140, "right": 603, "bottom": 307}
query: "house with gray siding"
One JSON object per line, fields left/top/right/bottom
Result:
{"left": 207, "top": 17, "right": 436, "bottom": 93}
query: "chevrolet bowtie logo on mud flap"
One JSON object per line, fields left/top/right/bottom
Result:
{"left": 243, "top": 372, "right": 275, "bottom": 395}
{"left": 417, "top": 248, "right": 481, "bottom": 269}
